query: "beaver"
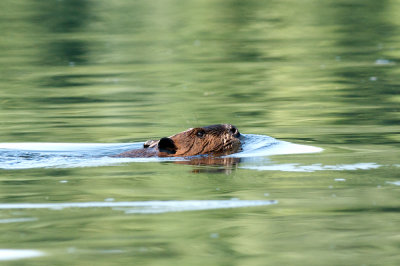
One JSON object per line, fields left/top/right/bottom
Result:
{"left": 115, "top": 124, "right": 241, "bottom": 158}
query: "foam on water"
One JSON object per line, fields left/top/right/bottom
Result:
{"left": 230, "top": 134, "right": 323, "bottom": 158}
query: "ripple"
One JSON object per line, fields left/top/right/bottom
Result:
{"left": 0, "top": 217, "right": 38, "bottom": 223}
{"left": 0, "top": 249, "right": 45, "bottom": 261}
{"left": 386, "top": 181, "right": 400, "bottom": 186}
{"left": 0, "top": 134, "right": 322, "bottom": 169}
{"left": 242, "top": 163, "right": 381, "bottom": 172}
{"left": 0, "top": 200, "right": 277, "bottom": 214}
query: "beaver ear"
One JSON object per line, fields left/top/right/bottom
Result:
{"left": 158, "top": 137, "right": 177, "bottom": 154}
{"left": 143, "top": 140, "right": 157, "bottom": 148}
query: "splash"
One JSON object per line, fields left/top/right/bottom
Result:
{"left": 231, "top": 134, "right": 323, "bottom": 157}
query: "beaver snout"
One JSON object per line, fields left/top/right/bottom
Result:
{"left": 115, "top": 124, "right": 242, "bottom": 158}
{"left": 225, "top": 124, "right": 240, "bottom": 138}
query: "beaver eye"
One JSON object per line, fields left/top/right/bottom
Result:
{"left": 196, "top": 130, "right": 205, "bottom": 138}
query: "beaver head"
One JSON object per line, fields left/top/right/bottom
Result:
{"left": 156, "top": 124, "right": 241, "bottom": 157}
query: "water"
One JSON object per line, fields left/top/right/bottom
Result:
{"left": 0, "top": 134, "right": 322, "bottom": 169}
{"left": 1, "top": 0, "right": 400, "bottom": 265}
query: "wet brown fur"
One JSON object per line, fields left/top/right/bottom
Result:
{"left": 115, "top": 124, "right": 241, "bottom": 158}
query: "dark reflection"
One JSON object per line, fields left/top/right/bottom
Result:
{"left": 39, "top": 73, "right": 120, "bottom": 88}
{"left": 316, "top": 132, "right": 400, "bottom": 145}
{"left": 333, "top": 207, "right": 400, "bottom": 213}
{"left": 329, "top": 0, "right": 400, "bottom": 125}
{"left": 34, "top": 96, "right": 104, "bottom": 104}
{"left": 32, "top": 0, "right": 91, "bottom": 67}
{"left": 174, "top": 157, "right": 241, "bottom": 174}
{"left": 220, "top": 0, "right": 271, "bottom": 62}
{"left": 333, "top": 0, "right": 394, "bottom": 45}
{"left": 41, "top": 40, "right": 88, "bottom": 66}
{"left": 33, "top": 0, "right": 91, "bottom": 33}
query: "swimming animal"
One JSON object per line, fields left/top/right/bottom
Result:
{"left": 115, "top": 124, "right": 241, "bottom": 158}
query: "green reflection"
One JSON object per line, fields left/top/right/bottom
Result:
{"left": 0, "top": 0, "right": 400, "bottom": 265}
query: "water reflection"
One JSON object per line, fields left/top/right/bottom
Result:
{"left": 42, "top": 40, "right": 89, "bottom": 66}
{"left": 1, "top": 1, "right": 400, "bottom": 265}
{"left": 33, "top": 0, "right": 90, "bottom": 33}
{"left": 326, "top": 1, "right": 400, "bottom": 125}
{"left": 175, "top": 157, "right": 240, "bottom": 174}
{"left": 33, "top": 0, "right": 90, "bottom": 67}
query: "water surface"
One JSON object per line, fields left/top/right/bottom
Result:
{"left": 0, "top": 134, "right": 322, "bottom": 169}
{"left": 1, "top": 0, "right": 400, "bottom": 265}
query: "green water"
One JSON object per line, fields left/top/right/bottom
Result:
{"left": 1, "top": 0, "right": 400, "bottom": 265}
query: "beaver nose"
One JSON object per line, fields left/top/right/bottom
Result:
{"left": 226, "top": 124, "right": 240, "bottom": 138}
